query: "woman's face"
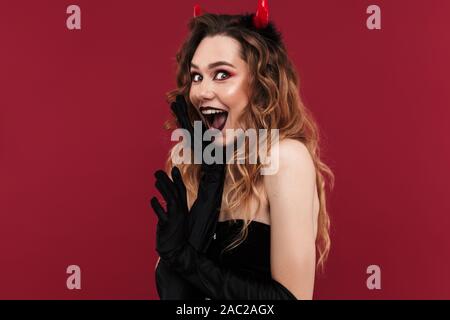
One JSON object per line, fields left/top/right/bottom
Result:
{"left": 189, "top": 35, "right": 250, "bottom": 145}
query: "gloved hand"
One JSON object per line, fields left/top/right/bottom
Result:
{"left": 170, "top": 94, "right": 208, "bottom": 156}
{"left": 150, "top": 166, "right": 188, "bottom": 260}
{"left": 151, "top": 163, "right": 225, "bottom": 299}
{"left": 152, "top": 167, "right": 296, "bottom": 300}
{"left": 170, "top": 94, "right": 227, "bottom": 253}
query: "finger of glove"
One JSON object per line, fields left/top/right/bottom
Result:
{"left": 171, "top": 167, "right": 187, "bottom": 205}
{"left": 150, "top": 197, "right": 168, "bottom": 224}
{"left": 171, "top": 101, "right": 187, "bottom": 128}
{"left": 155, "top": 180, "right": 177, "bottom": 208}
{"left": 171, "top": 100, "right": 192, "bottom": 135}
{"left": 176, "top": 95, "right": 188, "bottom": 116}
{"left": 170, "top": 102, "right": 182, "bottom": 123}
{"left": 175, "top": 95, "right": 193, "bottom": 131}
{"left": 155, "top": 171, "right": 178, "bottom": 200}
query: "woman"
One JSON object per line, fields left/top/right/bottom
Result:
{"left": 151, "top": 0, "right": 334, "bottom": 300}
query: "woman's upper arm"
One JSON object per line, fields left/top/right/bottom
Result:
{"left": 264, "top": 139, "right": 317, "bottom": 300}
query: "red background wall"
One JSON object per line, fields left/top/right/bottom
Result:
{"left": 1, "top": 0, "right": 449, "bottom": 299}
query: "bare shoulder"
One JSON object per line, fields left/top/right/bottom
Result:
{"left": 269, "top": 138, "right": 316, "bottom": 178}
{"left": 263, "top": 138, "right": 317, "bottom": 206}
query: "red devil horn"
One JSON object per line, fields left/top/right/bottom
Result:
{"left": 193, "top": 4, "right": 202, "bottom": 18}
{"left": 253, "top": 0, "right": 269, "bottom": 28}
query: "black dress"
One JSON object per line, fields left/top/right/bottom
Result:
{"left": 206, "top": 219, "right": 272, "bottom": 280}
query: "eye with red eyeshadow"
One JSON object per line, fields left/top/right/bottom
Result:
{"left": 190, "top": 69, "right": 233, "bottom": 83}
{"left": 214, "top": 70, "right": 232, "bottom": 81}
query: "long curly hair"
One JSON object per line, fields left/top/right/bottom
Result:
{"left": 164, "top": 13, "right": 335, "bottom": 271}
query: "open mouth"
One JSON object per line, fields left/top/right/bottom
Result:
{"left": 199, "top": 106, "right": 229, "bottom": 131}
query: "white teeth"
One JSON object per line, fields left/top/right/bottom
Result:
{"left": 201, "top": 109, "right": 226, "bottom": 115}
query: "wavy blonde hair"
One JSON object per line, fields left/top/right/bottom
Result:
{"left": 164, "top": 14, "right": 335, "bottom": 272}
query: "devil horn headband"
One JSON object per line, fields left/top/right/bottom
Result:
{"left": 253, "top": 0, "right": 269, "bottom": 28}
{"left": 193, "top": 0, "right": 270, "bottom": 29}
{"left": 193, "top": 4, "right": 202, "bottom": 18}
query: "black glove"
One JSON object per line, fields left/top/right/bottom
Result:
{"left": 153, "top": 168, "right": 296, "bottom": 300}
{"left": 150, "top": 166, "right": 188, "bottom": 260}
{"left": 152, "top": 160, "right": 296, "bottom": 300}
{"left": 170, "top": 94, "right": 208, "bottom": 158}
{"left": 152, "top": 95, "right": 226, "bottom": 299}
{"left": 187, "top": 159, "right": 226, "bottom": 254}
{"left": 167, "top": 242, "right": 298, "bottom": 300}
{"left": 155, "top": 258, "right": 205, "bottom": 300}
{"left": 170, "top": 94, "right": 227, "bottom": 253}
{"left": 152, "top": 166, "right": 206, "bottom": 300}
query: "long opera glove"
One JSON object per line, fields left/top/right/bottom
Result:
{"left": 164, "top": 242, "right": 298, "bottom": 300}
{"left": 154, "top": 258, "right": 205, "bottom": 300}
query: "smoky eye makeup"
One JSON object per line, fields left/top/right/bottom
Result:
{"left": 214, "top": 70, "right": 233, "bottom": 80}
{"left": 190, "top": 69, "right": 234, "bottom": 83}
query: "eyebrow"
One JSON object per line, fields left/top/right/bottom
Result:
{"left": 190, "top": 61, "right": 236, "bottom": 70}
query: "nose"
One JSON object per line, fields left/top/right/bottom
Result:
{"left": 197, "top": 78, "right": 215, "bottom": 102}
